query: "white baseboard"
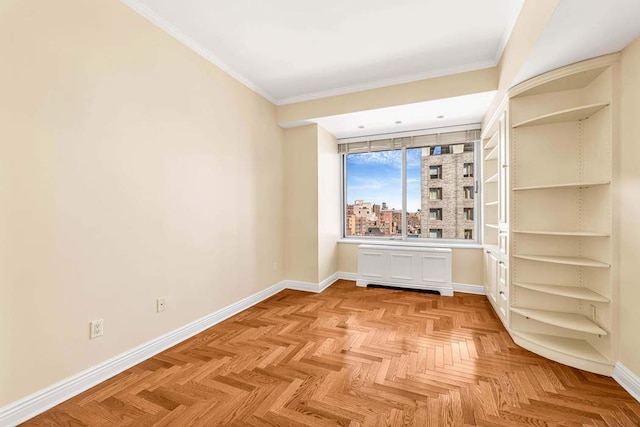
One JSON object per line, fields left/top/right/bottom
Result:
{"left": 337, "top": 271, "right": 358, "bottom": 281}
{"left": 452, "top": 283, "right": 486, "bottom": 295}
{"left": 0, "top": 280, "right": 287, "bottom": 427}
{"left": 613, "top": 362, "right": 640, "bottom": 402}
{"left": 285, "top": 272, "right": 342, "bottom": 293}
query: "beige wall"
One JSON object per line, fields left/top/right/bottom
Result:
{"left": 337, "top": 243, "right": 483, "bottom": 286}
{"left": 317, "top": 127, "right": 340, "bottom": 282}
{"left": 0, "top": 0, "right": 284, "bottom": 406}
{"left": 618, "top": 37, "right": 640, "bottom": 375}
{"left": 483, "top": 0, "right": 560, "bottom": 128}
{"left": 284, "top": 125, "right": 319, "bottom": 283}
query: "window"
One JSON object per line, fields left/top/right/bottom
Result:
{"left": 429, "top": 187, "right": 443, "bottom": 200}
{"left": 429, "top": 208, "right": 442, "bottom": 220}
{"left": 463, "top": 207, "right": 474, "bottom": 221}
{"left": 342, "top": 129, "right": 480, "bottom": 242}
{"left": 463, "top": 162, "right": 474, "bottom": 177}
{"left": 464, "top": 186, "right": 474, "bottom": 200}
{"left": 429, "top": 165, "right": 442, "bottom": 179}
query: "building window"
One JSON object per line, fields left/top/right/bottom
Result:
{"left": 429, "top": 208, "right": 442, "bottom": 220}
{"left": 342, "top": 129, "right": 480, "bottom": 242}
{"left": 429, "top": 165, "right": 442, "bottom": 179}
{"left": 429, "top": 187, "right": 443, "bottom": 200}
{"left": 463, "top": 162, "right": 474, "bottom": 177}
{"left": 429, "top": 229, "right": 443, "bottom": 238}
{"left": 463, "top": 207, "right": 474, "bottom": 221}
{"left": 464, "top": 186, "right": 474, "bottom": 200}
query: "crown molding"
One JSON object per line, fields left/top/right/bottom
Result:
{"left": 276, "top": 60, "right": 497, "bottom": 105}
{"left": 120, "top": 0, "right": 278, "bottom": 104}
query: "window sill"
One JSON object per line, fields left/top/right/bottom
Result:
{"left": 337, "top": 238, "right": 484, "bottom": 249}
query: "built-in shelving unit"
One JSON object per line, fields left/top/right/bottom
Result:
{"left": 513, "top": 282, "right": 609, "bottom": 302}
{"left": 504, "top": 54, "right": 619, "bottom": 375}
{"left": 485, "top": 173, "right": 498, "bottom": 183}
{"left": 512, "top": 103, "right": 609, "bottom": 128}
{"left": 510, "top": 307, "right": 607, "bottom": 335}
{"left": 510, "top": 331, "right": 610, "bottom": 365}
{"left": 513, "top": 230, "right": 610, "bottom": 237}
{"left": 484, "top": 146, "right": 499, "bottom": 161}
{"left": 513, "top": 254, "right": 610, "bottom": 268}
{"left": 513, "top": 181, "right": 610, "bottom": 191}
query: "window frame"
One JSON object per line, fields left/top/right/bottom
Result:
{"left": 340, "top": 136, "right": 482, "bottom": 245}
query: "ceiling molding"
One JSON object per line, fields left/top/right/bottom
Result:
{"left": 276, "top": 60, "right": 497, "bottom": 106}
{"left": 120, "top": 0, "right": 278, "bottom": 104}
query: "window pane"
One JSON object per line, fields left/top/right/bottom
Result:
{"left": 408, "top": 142, "right": 476, "bottom": 240}
{"left": 345, "top": 150, "right": 402, "bottom": 237}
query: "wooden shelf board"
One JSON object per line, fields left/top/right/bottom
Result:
{"left": 484, "top": 201, "right": 499, "bottom": 207}
{"left": 485, "top": 173, "right": 498, "bottom": 183}
{"left": 513, "top": 230, "right": 610, "bottom": 237}
{"left": 513, "top": 254, "right": 610, "bottom": 268}
{"left": 513, "top": 282, "right": 609, "bottom": 302}
{"left": 484, "top": 224, "right": 499, "bottom": 229}
{"left": 484, "top": 146, "right": 499, "bottom": 161}
{"left": 513, "top": 181, "right": 610, "bottom": 191}
{"left": 512, "top": 103, "right": 609, "bottom": 128}
{"left": 510, "top": 307, "right": 608, "bottom": 335}
{"left": 510, "top": 330, "right": 610, "bottom": 364}
{"left": 483, "top": 133, "right": 498, "bottom": 150}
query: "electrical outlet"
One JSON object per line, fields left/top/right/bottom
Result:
{"left": 90, "top": 319, "right": 104, "bottom": 339}
{"left": 157, "top": 297, "right": 166, "bottom": 312}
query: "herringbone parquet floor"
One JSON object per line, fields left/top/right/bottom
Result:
{"left": 25, "top": 281, "right": 640, "bottom": 426}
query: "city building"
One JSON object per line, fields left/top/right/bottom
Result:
{"left": 420, "top": 143, "right": 475, "bottom": 239}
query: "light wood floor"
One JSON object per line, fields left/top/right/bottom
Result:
{"left": 26, "top": 280, "right": 640, "bottom": 426}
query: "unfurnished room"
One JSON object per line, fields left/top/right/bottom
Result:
{"left": 2, "top": 0, "right": 640, "bottom": 426}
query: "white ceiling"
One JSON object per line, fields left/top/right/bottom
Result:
{"left": 312, "top": 91, "right": 496, "bottom": 140}
{"left": 124, "top": 0, "right": 523, "bottom": 104}
{"left": 515, "top": 0, "right": 640, "bottom": 85}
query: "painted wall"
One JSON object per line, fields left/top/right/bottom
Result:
{"left": 277, "top": 68, "right": 498, "bottom": 126}
{"left": 618, "top": 37, "right": 640, "bottom": 376}
{"left": 284, "top": 125, "right": 319, "bottom": 283}
{"left": 0, "top": 0, "right": 284, "bottom": 406}
{"left": 317, "top": 127, "right": 340, "bottom": 283}
{"left": 337, "top": 243, "right": 484, "bottom": 286}
{"left": 483, "top": 0, "right": 560, "bottom": 128}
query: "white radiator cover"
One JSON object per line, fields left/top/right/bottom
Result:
{"left": 357, "top": 245, "right": 453, "bottom": 296}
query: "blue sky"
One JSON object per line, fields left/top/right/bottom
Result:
{"left": 346, "top": 149, "right": 422, "bottom": 212}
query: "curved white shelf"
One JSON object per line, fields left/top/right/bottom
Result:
{"left": 510, "top": 307, "right": 607, "bottom": 335}
{"left": 513, "top": 282, "right": 609, "bottom": 302}
{"left": 513, "top": 181, "right": 610, "bottom": 191}
{"left": 484, "top": 146, "right": 498, "bottom": 161}
{"left": 513, "top": 230, "right": 610, "bottom": 237}
{"left": 484, "top": 224, "right": 499, "bottom": 229}
{"left": 510, "top": 331, "right": 610, "bottom": 365}
{"left": 512, "top": 103, "right": 609, "bottom": 128}
{"left": 483, "top": 133, "right": 498, "bottom": 150}
{"left": 485, "top": 173, "right": 498, "bottom": 183}
{"left": 485, "top": 201, "right": 499, "bottom": 207}
{"left": 513, "top": 254, "right": 610, "bottom": 268}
